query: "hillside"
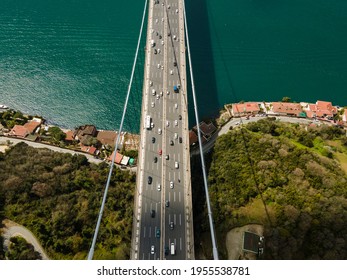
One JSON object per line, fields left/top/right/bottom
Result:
{"left": 208, "top": 119, "right": 347, "bottom": 259}
{"left": 0, "top": 142, "right": 135, "bottom": 260}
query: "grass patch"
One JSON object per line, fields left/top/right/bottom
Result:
{"left": 334, "top": 152, "right": 347, "bottom": 174}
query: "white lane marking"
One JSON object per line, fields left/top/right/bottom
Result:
{"left": 180, "top": 238, "right": 182, "bottom": 250}
{"left": 179, "top": 191, "right": 181, "bottom": 203}
{"left": 179, "top": 214, "right": 182, "bottom": 226}
{"left": 174, "top": 191, "right": 176, "bottom": 202}
{"left": 143, "top": 227, "right": 146, "bottom": 238}
{"left": 149, "top": 227, "right": 152, "bottom": 238}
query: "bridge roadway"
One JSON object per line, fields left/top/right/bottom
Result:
{"left": 131, "top": 0, "right": 194, "bottom": 260}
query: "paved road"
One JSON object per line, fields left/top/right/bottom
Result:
{"left": 0, "top": 136, "right": 103, "bottom": 164}
{"left": 132, "top": 0, "right": 193, "bottom": 260}
{"left": 2, "top": 219, "right": 49, "bottom": 260}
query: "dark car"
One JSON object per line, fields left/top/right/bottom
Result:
{"left": 165, "top": 200, "right": 169, "bottom": 207}
{"left": 151, "top": 210, "right": 155, "bottom": 218}
{"left": 173, "top": 61, "right": 177, "bottom": 67}
{"left": 156, "top": 228, "right": 160, "bottom": 238}
{"left": 170, "top": 140, "right": 174, "bottom": 146}
{"left": 154, "top": 156, "right": 158, "bottom": 163}
{"left": 170, "top": 221, "right": 174, "bottom": 230}
{"left": 179, "top": 137, "right": 182, "bottom": 143}
{"left": 148, "top": 176, "right": 152, "bottom": 184}
{"left": 154, "top": 49, "right": 157, "bottom": 54}
{"left": 164, "top": 246, "right": 169, "bottom": 255}
{"left": 178, "top": 114, "right": 182, "bottom": 120}
{"left": 152, "top": 137, "right": 155, "bottom": 143}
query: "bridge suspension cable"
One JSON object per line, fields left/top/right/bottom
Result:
{"left": 183, "top": 0, "right": 219, "bottom": 260}
{"left": 87, "top": 0, "right": 148, "bottom": 260}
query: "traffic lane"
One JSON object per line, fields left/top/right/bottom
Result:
{"left": 139, "top": 179, "right": 162, "bottom": 259}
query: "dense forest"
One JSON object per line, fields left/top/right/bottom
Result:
{"left": 0, "top": 142, "right": 135, "bottom": 259}
{"left": 207, "top": 118, "right": 347, "bottom": 259}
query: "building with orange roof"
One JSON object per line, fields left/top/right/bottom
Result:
{"left": 307, "top": 101, "right": 337, "bottom": 118}
{"left": 23, "top": 121, "right": 41, "bottom": 134}
{"left": 64, "top": 130, "right": 75, "bottom": 142}
{"left": 108, "top": 151, "right": 123, "bottom": 164}
{"left": 9, "top": 125, "right": 29, "bottom": 138}
{"left": 80, "top": 145, "right": 97, "bottom": 155}
{"left": 272, "top": 102, "right": 302, "bottom": 116}
{"left": 232, "top": 102, "right": 260, "bottom": 117}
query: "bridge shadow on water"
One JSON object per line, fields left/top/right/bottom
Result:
{"left": 185, "top": 0, "right": 220, "bottom": 128}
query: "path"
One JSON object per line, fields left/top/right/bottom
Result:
{"left": 1, "top": 219, "right": 49, "bottom": 260}
{"left": 0, "top": 136, "right": 103, "bottom": 164}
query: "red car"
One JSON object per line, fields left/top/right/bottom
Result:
{"left": 159, "top": 149, "right": 162, "bottom": 155}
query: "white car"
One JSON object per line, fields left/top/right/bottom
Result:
{"left": 157, "top": 63, "right": 160, "bottom": 69}
{"left": 157, "top": 48, "right": 161, "bottom": 53}
{"left": 151, "top": 102, "right": 155, "bottom": 108}
{"left": 166, "top": 120, "right": 170, "bottom": 127}
{"left": 170, "top": 181, "right": 174, "bottom": 189}
{"left": 160, "top": 91, "right": 163, "bottom": 96}
{"left": 158, "top": 128, "right": 162, "bottom": 135}
{"left": 166, "top": 90, "right": 170, "bottom": 95}
{"left": 170, "top": 70, "right": 173, "bottom": 75}
{"left": 156, "top": 94, "right": 160, "bottom": 100}
{"left": 151, "top": 122, "right": 154, "bottom": 128}
{"left": 161, "top": 40, "right": 164, "bottom": 45}
{"left": 151, "top": 245, "right": 155, "bottom": 254}
{"left": 175, "top": 162, "right": 179, "bottom": 169}
{"left": 152, "top": 89, "right": 156, "bottom": 95}
{"left": 150, "top": 81, "right": 153, "bottom": 86}
{"left": 174, "top": 120, "right": 178, "bottom": 126}
{"left": 174, "top": 103, "right": 178, "bottom": 109}
{"left": 157, "top": 184, "right": 161, "bottom": 191}
{"left": 174, "top": 133, "right": 178, "bottom": 139}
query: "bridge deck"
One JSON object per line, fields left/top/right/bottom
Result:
{"left": 131, "top": 0, "right": 194, "bottom": 260}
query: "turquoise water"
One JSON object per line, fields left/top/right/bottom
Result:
{"left": 1, "top": 0, "right": 347, "bottom": 131}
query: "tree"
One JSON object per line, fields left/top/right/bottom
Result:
{"left": 48, "top": 126, "right": 66, "bottom": 143}
{"left": 282, "top": 97, "right": 291, "bottom": 103}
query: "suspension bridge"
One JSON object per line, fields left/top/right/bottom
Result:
{"left": 88, "top": 0, "right": 218, "bottom": 261}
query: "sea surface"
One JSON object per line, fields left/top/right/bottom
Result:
{"left": 1, "top": 0, "right": 347, "bottom": 132}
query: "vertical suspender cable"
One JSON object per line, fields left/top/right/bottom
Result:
{"left": 87, "top": 0, "right": 148, "bottom": 260}
{"left": 183, "top": 0, "right": 219, "bottom": 260}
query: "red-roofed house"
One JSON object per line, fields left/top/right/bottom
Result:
{"left": 232, "top": 102, "right": 260, "bottom": 117}
{"left": 189, "top": 130, "right": 198, "bottom": 146}
{"left": 9, "top": 125, "right": 29, "bottom": 138}
{"left": 108, "top": 151, "right": 123, "bottom": 164}
{"left": 307, "top": 101, "right": 337, "bottom": 118}
{"left": 81, "top": 145, "right": 97, "bottom": 155}
{"left": 272, "top": 102, "right": 302, "bottom": 116}
{"left": 23, "top": 121, "right": 41, "bottom": 134}
{"left": 65, "top": 130, "right": 75, "bottom": 142}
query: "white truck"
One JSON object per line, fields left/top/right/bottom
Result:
{"left": 170, "top": 242, "right": 175, "bottom": 255}
{"left": 145, "top": 115, "right": 151, "bottom": 129}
